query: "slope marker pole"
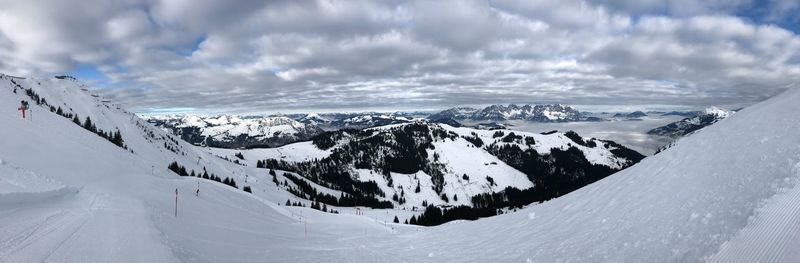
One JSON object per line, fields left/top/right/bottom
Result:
{"left": 175, "top": 188, "right": 178, "bottom": 217}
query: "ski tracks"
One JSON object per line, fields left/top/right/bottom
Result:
{"left": 0, "top": 199, "right": 89, "bottom": 262}
{"left": 0, "top": 190, "right": 178, "bottom": 262}
{"left": 708, "top": 160, "right": 800, "bottom": 262}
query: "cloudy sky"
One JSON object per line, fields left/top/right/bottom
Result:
{"left": 0, "top": 0, "right": 798, "bottom": 114}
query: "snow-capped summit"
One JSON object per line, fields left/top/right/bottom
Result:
{"left": 429, "top": 104, "right": 584, "bottom": 122}
{"left": 298, "top": 113, "right": 331, "bottom": 125}
{"left": 704, "top": 106, "right": 731, "bottom": 118}
{"left": 426, "top": 107, "right": 480, "bottom": 120}
{"left": 647, "top": 106, "right": 735, "bottom": 138}
{"left": 147, "top": 115, "right": 324, "bottom": 148}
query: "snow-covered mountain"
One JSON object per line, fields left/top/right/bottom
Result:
{"left": 327, "top": 114, "right": 420, "bottom": 129}
{"left": 220, "top": 121, "right": 644, "bottom": 217}
{"left": 297, "top": 113, "right": 331, "bottom": 126}
{"left": 647, "top": 106, "right": 734, "bottom": 138}
{"left": 293, "top": 112, "right": 432, "bottom": 130}
{"left": 426, "top": 107, "right": 480, "bottom": 120}
{"left": 5, "top": 72, "right": 800, "bottom": 262}
{"left": 147, "top": 115, "right": 324, "bottom": 148}
{"left": 429, "top": 104, "right": 585, "bottom": 122}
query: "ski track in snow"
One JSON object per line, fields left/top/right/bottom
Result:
{"left": 708, "top": 161, "right": 800, "bottom": 262}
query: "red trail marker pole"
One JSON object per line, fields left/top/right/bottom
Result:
{"left": 175, "top": 188, "right": 178, "bottom": 217}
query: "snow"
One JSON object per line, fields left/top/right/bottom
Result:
{"left": 431, "top": 137, "right": 533, "bottom": 199}
{"left": 299, "top": 113, "right": 330, "bottom": 124}
{"left": 442, "top": 124, "right": 634, "bottom": 169}
{"left": 3, "top": 73, "right": 800, "bottom": 262}
{"left": 198, "top": 116, "right": 310, "bottom": 138}
{"left": 207, "top": 141, "right": 332, "bottom": 164}
{"left": 704, "top": 106, "right": 731, "bottom": 118}
{"left": 0, "top": 160, "right": 64, "bottom": 194}
{"left": 463, "top": 116, "right": 683, "bottom": 155}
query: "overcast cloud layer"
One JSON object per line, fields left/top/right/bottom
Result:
{"left": 0, "top": 0, "right": 798, "bottom": 114}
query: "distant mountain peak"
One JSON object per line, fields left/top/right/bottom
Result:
{"left": 704, "top": 106, "right": 730, "bottom": 118}
{"left": 429, "top": 103, "right": 583, "bottom": 122}
{"left": 146, "top": 114, "right": 323, "bottom": 148}
{"left": 648, "top": 107, "right": 736, "bottom": 138}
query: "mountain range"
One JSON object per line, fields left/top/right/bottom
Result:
{"left": 146, "top": 115, "right": 324, "bottom": 148}
{"left": 428, "top": 104, "right": 585, "bottom": 122}
{"left": 3, "top": 74, "right": 800, "bottom": 261}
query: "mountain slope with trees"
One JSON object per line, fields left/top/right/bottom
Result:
{"left": 245, "top": 121, "right": 643, "bottom": 224}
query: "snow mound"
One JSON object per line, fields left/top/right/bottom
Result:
{"left": 0, "top": 159, "right": 65, "bottom": 194}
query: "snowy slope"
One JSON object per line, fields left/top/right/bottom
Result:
{"left": 0, "top": 75, "right": 401, "bottom": 262}
{"left": 3, "top": 73, "right": 800, "bottom": 263}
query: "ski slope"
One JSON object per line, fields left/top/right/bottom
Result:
{"left": 2, "top": 74, "right": 800, "bottom": 262}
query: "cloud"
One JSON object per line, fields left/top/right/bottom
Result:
{"left": 0, "top": 0, "right": 797, "bottom": 113}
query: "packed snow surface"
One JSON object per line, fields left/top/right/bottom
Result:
{"left": 2, "top": 75, "right": 800, "bottom": 262}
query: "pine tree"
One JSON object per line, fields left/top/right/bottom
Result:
{"left": 415, "top": 181, "right": 421, "bottom": 193}
{"left": 72, "top": 115, "right": 81, "bottom": 125}
{"left": 286, "top": 199, "right": 291, "bottom": 206}
{"left": 393, "top": 216, "right": 399, "bottom": 223}
{"left": 111, "top": 130, "right": 124, "bottom": 147}
{"left": 83, "top": 116, "right": 94, "bottom": 132}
